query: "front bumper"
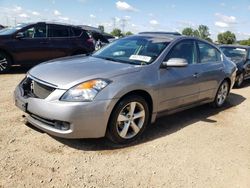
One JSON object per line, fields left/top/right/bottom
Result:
{"left": 14, "top": 86, "right": 118, "bottom": 138}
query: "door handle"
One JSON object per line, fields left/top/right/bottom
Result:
{"left": 40, "top": 41, "right": 49, "bottom": 44}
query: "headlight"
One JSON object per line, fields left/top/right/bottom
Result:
{"left": 61, "top": 79, "right": 110, "bottom": 102}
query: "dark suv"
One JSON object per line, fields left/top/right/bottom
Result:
{"left": 0, "top": 22, "right": 95, "bottom": 73}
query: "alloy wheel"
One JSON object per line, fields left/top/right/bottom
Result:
{"left": 216, "top": 82, "right": 229, "bottom": 106}
{"left": 116, "top": 101, "right": 145, "bottom": 139}
{"left": 0, "top": 57, "right": 8, "bottom": 72}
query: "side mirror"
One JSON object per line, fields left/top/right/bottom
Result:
{"left": 16, "top": 32, "right": 25, "bottom": 39}
{"left": 162, "top": 58, "right": 188, "bottom": 68}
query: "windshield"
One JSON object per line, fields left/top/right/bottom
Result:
{"left": 0, "top": 23, "right": 29, "bottom": 35}
{"left": 220, "top": 47, "right": 247, "bottom": 62}
{"left": 92, "top": 36, "right": 169, "bottom": 65}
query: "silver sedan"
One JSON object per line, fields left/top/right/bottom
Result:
{"left": 14, "top": 34, "right": 237, "bottom": 144}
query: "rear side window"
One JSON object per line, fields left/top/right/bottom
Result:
{"left": 81, "top": 30, "right": 90, "bottom": 40}
{"left": 71, "top": 28, "right": 83, "bottom": 37}
{"left": 48, "top": 25, "right": 70, "bottom": 38}
{"left": 165, "top": 40, "right": 197, "bottom": 64}
{"left": 198, "top": 41, "right": 221, "bottom": 63}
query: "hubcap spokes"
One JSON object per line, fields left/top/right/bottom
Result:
{"left": 0, "top": 58, "right": 8, "bottom": 71}
{"left": 117, "top": 102, "right": 145, "bottom": 139}
{"left": 217, "top": 83, "right": 228, "bottom": 105}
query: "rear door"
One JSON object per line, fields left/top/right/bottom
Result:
{"left": 245, "top": 50, "right": 250, "bottom": 77}
{"left": 47, "top": 24, "right": 73, "bottom": 58}
{"left": 195, "top": 41, "right": 225, "bottom": 100}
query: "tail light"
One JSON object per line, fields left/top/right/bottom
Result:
{"left": 86, "top": 38, "right": 95, "bottom": 50}
{"left": 87, "top": 38, "right": 94, "bottom": 45}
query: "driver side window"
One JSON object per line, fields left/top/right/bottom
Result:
{"left": 22, "top": 25, "right": 46, "bottom": 38}
{"left": 165, "top": 40, "right": 197, "bottom": 64}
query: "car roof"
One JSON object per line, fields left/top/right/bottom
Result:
{"left": 127, "top": 34, "right": 219, "bottom": 49}
{"left": 135, "top": 32, "right": 184, "bottom": 42}
{"left": 78, "top": 25, "right": 102, "bottom": 33}
{"left": 219, "top": 44, "right": 250, "bottom": 49}
{"left": 16, "top": 22, "right": 82, "bottom": 29}
{"left": 139, "top": 31, "right": 181, "bottom": 36}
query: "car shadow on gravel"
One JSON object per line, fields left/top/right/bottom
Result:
{"left": 140, "top": 92, "right": 245, "bottom": 143}
{"left": 51, "top": 92, "right": 246, "bottom": 151}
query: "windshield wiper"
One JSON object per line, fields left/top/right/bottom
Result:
{"left": 94, "top": 56, "right": 139, "bottom": 65}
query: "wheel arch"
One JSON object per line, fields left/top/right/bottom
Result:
{"left": 0, "top": 49, "right": 14, "bottom": 64}
{"left": 105, "top": 89, "right": 154, "bottom": 135}
{"left": 117, "top": 90, "right": 154, "bottom": 115}
{"left": 105, "top": 89, "right": 154, "bottom": 143}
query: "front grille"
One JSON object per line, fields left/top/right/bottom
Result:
{"left": 22, "top": 77, "right": 56, "bottom": 99}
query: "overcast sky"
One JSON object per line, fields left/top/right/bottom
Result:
{"left": 0, "top": 0, "right": 250, "bottom": 40}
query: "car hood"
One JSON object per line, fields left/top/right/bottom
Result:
{"left": 29, "top": 55, "right": 141, "bottom": 89}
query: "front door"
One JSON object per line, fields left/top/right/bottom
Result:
{"left": 158, "top": 40, "right": 201, "bottom": 112}
{"left": 13, "top": 23, "right": 51, "bottom": 64}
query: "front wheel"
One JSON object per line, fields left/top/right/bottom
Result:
{"left": 107, "top": 95, "right": 150, "bottom": 144}
{"left": 212, "top": 80, "right": 229, "bottom": 108}
{"left": 0, "top": 52, "right": 11, "bottom": 73}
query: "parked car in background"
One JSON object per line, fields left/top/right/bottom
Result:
{"left": 14, "top": 34, "right": 236, "bottom": 144}
{"left": 0, "top": 25, "right": 5, "bottom": 30}
{"left": 102, "top": 33, "right": 116, "bottom": 42}
{"left": 79, "top": 25, "right": 115, "bottom": 50}
{"left": 88, "top": 31, "right": 110, "bottom": 50}
{"left": 139, "top": 31, "right": 181, "bottom": 36}
{"left": 0, "top": 22, "right": 95, "bottom": 73}
{"left": 220, "top": 45, "right": 250, "bottom": 87}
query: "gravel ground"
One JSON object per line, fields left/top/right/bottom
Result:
{"left": 0, "top": 67, "right": 250, "bottom": 188}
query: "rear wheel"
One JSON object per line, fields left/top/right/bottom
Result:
{"left": 235, "top": 73, "right": 244, "bottom": 88}
{"left": 0, "top": 51, "right": 11, "bottom": 73}
{"left": 107, "top": 95, "right": 150, "bottom": 144}
{"left": 212, "top": 80, "right": 229, "bottom": 108}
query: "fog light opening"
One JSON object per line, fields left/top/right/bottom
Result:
{"left": 55, "top": 121, "right": 70, "bottom": 131}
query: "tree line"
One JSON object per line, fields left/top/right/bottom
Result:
{"left": 98, "top": 25, "right": 133, "bottom": 37}
{"left": 98, "top": 24, "right": 250, "bottom": 45}
{"left": 182, "top": 25, "right": 250, "bottom": 45}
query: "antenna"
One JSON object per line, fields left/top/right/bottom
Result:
{"left": 121, "top": 18, "right": 126, "bottom": 34}
{"left": 112, "top": 17, "right": 116, "bottom": 29}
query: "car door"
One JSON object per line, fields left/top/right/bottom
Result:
{"left": 157, "top": 39, "right": 201, "bottom": 112}
{"left": 47, "top": 24, "right": 73, "bottom": 59}
{"left": 13, "top": 23, "right": 51, "bottom": 64}
{"left": 195, "top": 41, "right": 225, "bottom": 101}
{"left": 245, "top": 50, "right": 250, "bottom": 77}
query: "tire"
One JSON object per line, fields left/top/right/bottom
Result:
{"left": 212, "top": 80, "right": 229, "bottom": 108}
{"left": 0, "top": 51, "right": 11, "bottom": 73}
{"left": 235, "top": 73, "right": 244, "bottom": 88}
{"left": 106, "top": 95, "right": 150, "bottom": 145}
